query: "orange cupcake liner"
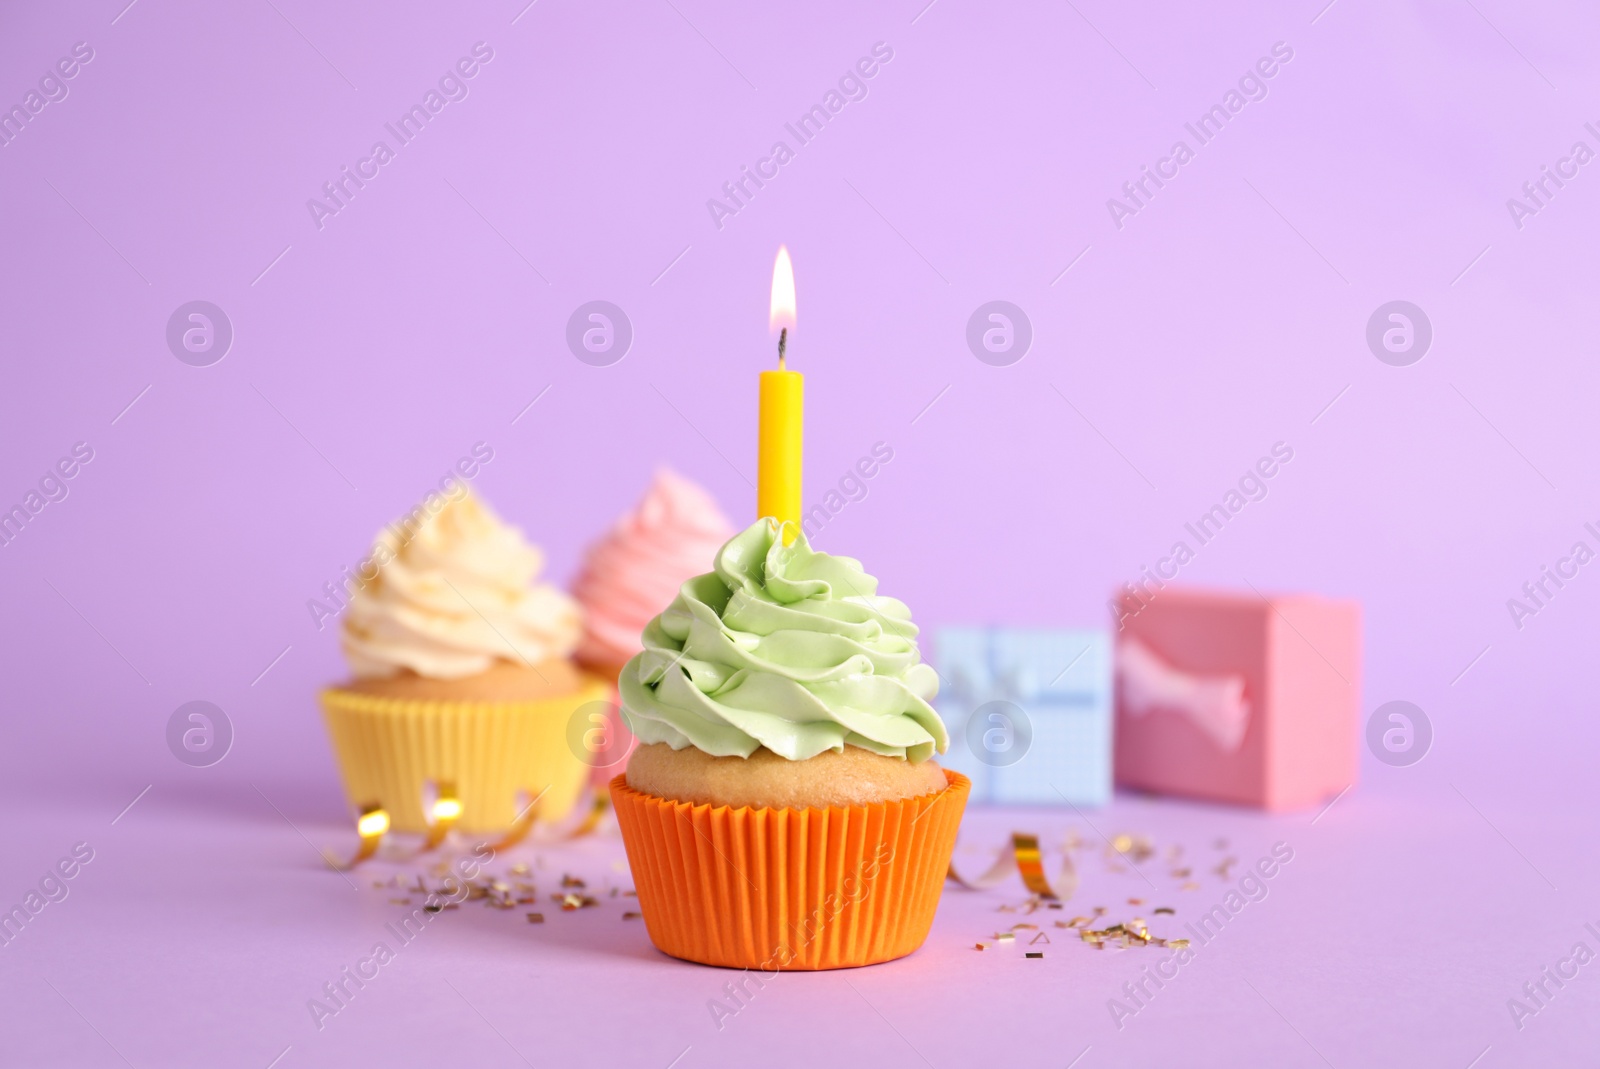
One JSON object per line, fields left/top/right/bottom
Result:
{"left": 611, "top": 769, "right": 970, "bottom": 970}
{"left": 319, "top": 676, "right": 610, "bottom": 833}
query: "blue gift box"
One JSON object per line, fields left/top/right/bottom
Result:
{"left": 933, "top": 628, "right": 1112, "bottom": 806}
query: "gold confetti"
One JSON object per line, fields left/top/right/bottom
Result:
{"left": 1154, "top": 907, "right": 1175, "bottom": 916}
{"left": 1180, "top": 881, "right": 1201, "bottom": 891}
{"left": 1171, "top": 868, "right": 1192, "bottom": 878}
{"left": 517, "top": 896, "right": 536, "bottom": 905}
{"left": 1128, "top": 897, "right": 1143, "bottom": 906}
{"left": 560, "top": 894, "right": 584, "bottom": 911}
{"left": 1214, "top": 857, "right": 1237, "bottom": 879}
{"left": 561, "top": 875, "right": 586, "bottom": 889}
{"left": 1025, "top": 952, "right": 1044, "bottom": 959}
{"left": 510, "top": 863, "right": 531, "bottom": 876}
{"left": 1047, "top": 902, "right": 1063, "bottom": 910}
{"left": 1168, "top": 938, "right": 1190, "bottom": 949}
{"left": 996, "top": 933, "right": 1016, "bottom": 943}
{"left": 1030, "top": 932, "right": 1049, "bottom": 945}
{"left": 389, "top": 898, "right": 411, "bottom": 905}
{"left": 1110, "top": 834, "right": 1154, "bottom": 862}
{"left": 974, "top": 943, "right": 987, "bottom": 951}
{"left": 623, "top": 912, "right": 642, "bottom": 921}
{"left": 526, "top": 913, "right": 545, "bottom": 923}
{"left": 1012, "top": 923, "right": 1039, "bottom": 931}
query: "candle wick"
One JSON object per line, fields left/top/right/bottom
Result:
{"left": 777, "top": 327, "right": 787, "bottom": 369}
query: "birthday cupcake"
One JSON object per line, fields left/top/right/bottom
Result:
{"left": 572, "top": 468, "right": 734, "bottom": 682}
{"left": 570, "top": 469, "right": 733, "bottom": 783}
{"left": 611, "top": 518, "right": 969, "bottom": 970}
{"left": 319, "top": 491, "right": 609, "bottom": 832}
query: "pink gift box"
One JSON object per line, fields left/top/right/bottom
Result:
{"left": 1113, "top": 586, "right": 1360, "bottom": 811}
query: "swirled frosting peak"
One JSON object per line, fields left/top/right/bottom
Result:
{"left": 619, "top": 519, "right": 947, "bottom": 762}
{"left": 341, "top": 491, "right": 580, "bottom": 680}
{"left": 573, "top": 468, "right": 734, "bottom": 670}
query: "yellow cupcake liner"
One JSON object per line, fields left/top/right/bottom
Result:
{"left": 319, "top": 675, "right": 610, "bottom": 833}
{"left": 612, "top": 769, "right": 970, "bottom": 970}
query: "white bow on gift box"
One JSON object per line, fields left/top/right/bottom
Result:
{"left": 1117, "top": 637, "right": 1251, "bottom": 752}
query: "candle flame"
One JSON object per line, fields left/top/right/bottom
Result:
{"left": 769, "top": 245, "right": 796, "bottom": 339}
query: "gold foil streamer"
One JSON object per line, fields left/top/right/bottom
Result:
{"left": 326, "top": 780, "right": 609, "bottom": 872}
{"left": 322, "top": 803, "right": 388, "bottom": 870}
{"left": 480, "top": 786, "right": 548, "bottom": 853}
{"left": 557, "top": 792, "right": 611, "bottom": 840}
{"left": 491, "top": 788, "right": 610, "bottom": 851}
{"left": 419, "top": 780, "right": 462, "bottom": 852}
{"left": 947, "top": 832, "right": 1078, "bottom": 901}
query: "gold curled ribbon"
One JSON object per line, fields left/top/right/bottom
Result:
{"left": 557, "top": 791, "right": 610, "bottom": 840}
{"left": 326, "top": 783, "right": 611, "bottom": 871}
{"left": 528, "top": 784, "right": 608, "bottom": 844}
{"left": 418, "top": 780, "right": 463, "bottom": 852}
{"left": 478, "top": 787, "right": 543, "bottom": 852}
{"left": 947, "top": 832, "right": 1079, "bottom": 901}
{"left": 346, "top": 779, "right": 463, "bottom": 865}
{"left": 322, "top": 803, "right": 389, "bottom": 870}
{"left": 481, "top": 785, "right": 609, "bottom": 851}
{"left": 319, "top": 781, "right": 467, "bottom": 870}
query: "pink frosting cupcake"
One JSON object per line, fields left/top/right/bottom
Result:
{"left": 573, "top": 468, "right": 734, "bottom": 677}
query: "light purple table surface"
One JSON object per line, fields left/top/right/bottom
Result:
{"left": 5, "top": 0, "right": 1600, "bottom": 1063}
{"left": 6, "top": 758, "right": 1599, "bottom": 1068}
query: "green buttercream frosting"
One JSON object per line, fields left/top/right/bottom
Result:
{"left": 618, "top": 519, "right": 947, "bottom": 763}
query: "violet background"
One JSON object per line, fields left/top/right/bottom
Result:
{"left": 3, "top": 0, "right": 1599, "bottom": 1066}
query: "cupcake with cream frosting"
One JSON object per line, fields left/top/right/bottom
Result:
{"left": 572, "top": 468, "right": 734, "bottom": 679}
{"left": 320, "top": 491, "right": 608, "bottom": 832}
{"left": 611, "top": 518, "right": 969, "bottom": 970}
{"left": 571, "top": 469, "right": 733, "bottom": 786}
